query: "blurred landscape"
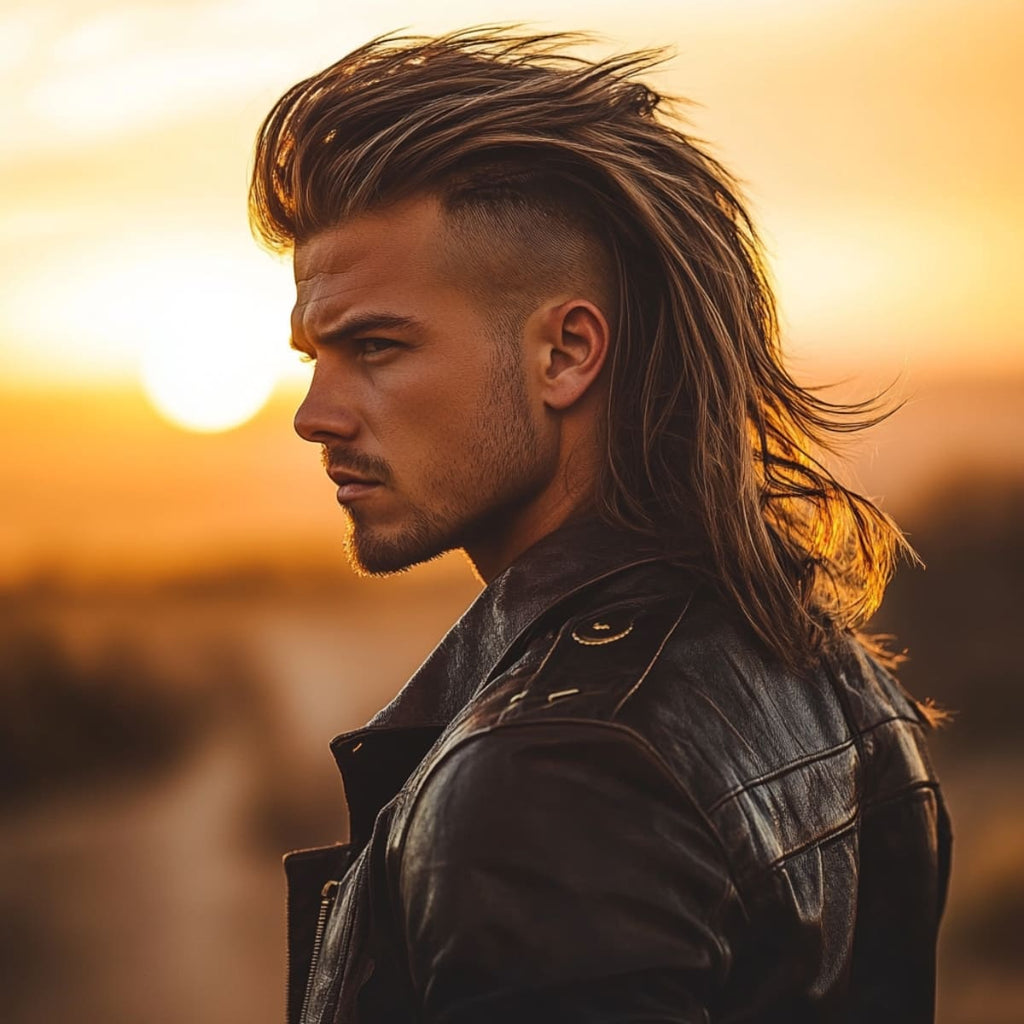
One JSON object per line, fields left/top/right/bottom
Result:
{"left": 2, "top": 374, "right": 1022, "bottom": 1024}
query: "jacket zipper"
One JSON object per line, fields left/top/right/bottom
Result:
{"left": 298, "top": 879, "right": 340, "bottom": 1024}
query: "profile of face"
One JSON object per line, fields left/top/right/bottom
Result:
{"left": 290, "top": 195, "right": 608, "bottom": 580}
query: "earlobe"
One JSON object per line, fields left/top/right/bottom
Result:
{"left": 542, "top": 300, "right": 610, "bottom": 411}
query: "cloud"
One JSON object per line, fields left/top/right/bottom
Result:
{"left": 0, "top": 0, "right": 367, "bottom": 158}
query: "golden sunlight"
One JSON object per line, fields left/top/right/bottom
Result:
{"left": 122, "top": 241, "right": 296, "bottom": 432}
{"left": 139, "top": 320, "right": 279, "bottom": 434}
{"left": 130, "top": 248, "right": 291, "bottom": 432}
{"left": 3, "top": 233, "right": 298, "bottom": 431}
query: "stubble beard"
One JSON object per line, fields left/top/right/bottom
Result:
{"left": 342, "top": 342, "right": 550, "bottom": 577}
{"left": 342, "top": 501, "right": 451, "bottom": 577}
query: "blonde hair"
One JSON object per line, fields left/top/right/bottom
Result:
{"left": 250, "top": 28, "right": 914, "bottom": 673}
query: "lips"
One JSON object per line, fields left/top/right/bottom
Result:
{"left": 327, "top": 467, "right": 379, "bottom": 488}
{"left": 327, "top": 466, "right": 382, "bottom": 503}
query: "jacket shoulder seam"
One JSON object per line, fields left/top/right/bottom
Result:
{"left": 861, "top": 777, "right": 944, "bottom": 814}
{"left": 610, "top": 594, "right": 695, "bottom": 717}
{"left": 395, "top": 716, "right": 747, "bottom": 921}
{"left": 705, "top": 711, "right": 927, "bottom": 813}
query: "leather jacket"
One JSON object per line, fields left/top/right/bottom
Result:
{"left": 285, "top": 519, "right": 951, "bottom": 1023}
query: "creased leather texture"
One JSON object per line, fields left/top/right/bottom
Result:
{"left": 284, "top": 519, "right": 950, "bottom": 1024}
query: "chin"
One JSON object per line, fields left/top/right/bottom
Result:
{"left": 344, "top": 513, "right": 454, "bottom": 576}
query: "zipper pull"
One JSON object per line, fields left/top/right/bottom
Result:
{"left": 299, "top": 880, "right": 341, "bottom": 1024}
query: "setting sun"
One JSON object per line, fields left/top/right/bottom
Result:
{"left": 128, "top": 245, "right": 292, "bottom": 432}
{"left": 5, "top": 234, "right": 298, "bottom": 432}
{"left": 139, "top": 319, "right": 279, "bottom": 433}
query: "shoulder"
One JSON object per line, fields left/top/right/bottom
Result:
{"left": 459, "top": 563, "right": 830, "bottom": 781}
{"left": 453, "top": 561, "right": 932, "bottom": 866}
{"left": 478, "top": 560, "right": 930, "bottom": 785}
{"left": 389, "top": 568, "right": 743, "bottom": 878}
{"left": 393, "top": 713, "right": 738, "bottom": 1014}
{"left": 402, "top": 559, "right": 937, "bottom": 878}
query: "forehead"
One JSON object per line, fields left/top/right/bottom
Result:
{"left": 291, "top": 195, "right": 453, "bottom": 334}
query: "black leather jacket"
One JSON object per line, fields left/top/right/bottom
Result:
{"left": 285, "top": 520, "right": 950, "bottom": 1023}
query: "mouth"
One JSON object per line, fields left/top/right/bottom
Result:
{"left": 327, "top": 466, "right": 383, "bottom": 503}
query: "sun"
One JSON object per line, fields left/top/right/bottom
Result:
{"left": 130, "top": 245, "right": 295, "bottom": 433}
{"left": 140, "top": 308, "right": 281, "bottom": 434}
{"left": 7, "top": 235, "right": 300, "bottom": 433}
{"left": 4, "top": 231, "right": 308, "bottom": 432}
{"left": 66, "top": 238, "right": 296, "bottom": 434}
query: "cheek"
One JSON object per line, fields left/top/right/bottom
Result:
{"left": 371, "top": 355, "right": 493, "bottom": 445}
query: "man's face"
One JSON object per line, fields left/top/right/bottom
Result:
{"left": 290, "top": 195, "right": 558, "bottom": 575}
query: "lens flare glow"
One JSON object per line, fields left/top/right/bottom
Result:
{"left": 130, "top": 249, "right": 294, "bottom": 433}
{"left": 139, "top": 318, "right": 280, "bottom": 434}
{"left": 4, "top": 235, "right": 296, "bottom": 432}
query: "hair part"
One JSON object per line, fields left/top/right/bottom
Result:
{"left": 251, "top": 27, "right": 929, "bottom": 706}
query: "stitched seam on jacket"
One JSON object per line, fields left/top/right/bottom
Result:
{"left": 761, "top": 810, "right": 860, "bottom": 876}
{"left": 705, "top": 713, "right": 925, "bottom": 814}
{"left": 859, "top": 778, "right": 943, "bottom": 815}
{"left": 492, "top": 587, "right": 694, "bottom": 725}
{"left": 493, "top": 620, "right": 570, "bottom": 726}
{"left": 611, "top": 594, "right": 695, "bottom": 718}
{"left": 472, "top": 556, "right": 673, "bottom": 697}
{"left": 751, "top": 779, "right": 942, "bottom": 878}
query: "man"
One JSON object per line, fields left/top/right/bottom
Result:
{"left": 250, "top": 28, "right": 950, "bottom": 1024}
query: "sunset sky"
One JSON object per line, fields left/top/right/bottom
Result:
{"left": 3, "top": 0, "right": 1022, "bottom": 581}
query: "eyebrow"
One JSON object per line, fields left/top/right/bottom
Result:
{"left": 290, "top": 311, "right": 424, "bottom": 353}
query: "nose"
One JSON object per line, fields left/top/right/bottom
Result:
{"left": 293, "top": 364, "right": 361, "bottom": 443}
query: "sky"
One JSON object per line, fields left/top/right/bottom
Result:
{"left": 2, "top": 0, "right": 1022, "bottom": 580}
{"left": 4, "top": 1, "right": 1022, "bottom": 398}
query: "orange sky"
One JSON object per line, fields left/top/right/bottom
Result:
{"left": 3, "top": 0, "right": 1022, "bottom": 395}
{"left": 2, "top": 1, "right": 1022, "bottom": 582}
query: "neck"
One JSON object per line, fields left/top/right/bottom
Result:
{"left": 466, "top": 407, "right": 604, "bottom": 583}
{"left": 463, "top": 485, "right": 593, "bottom": 584}
{"left": 466, "top": 431, "right": 601, "bottom": 583}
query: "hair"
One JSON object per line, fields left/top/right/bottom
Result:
{"left": 250, "top": 27, "right": 926, "bottom": 692}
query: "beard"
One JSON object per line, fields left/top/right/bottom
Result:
{"left": 333, "top": 340, "right": 552, "bottom": 577}
{"left": 341, "top": 499, "right": 453, "bottom": 576}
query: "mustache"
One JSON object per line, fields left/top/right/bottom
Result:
{"left": 320, "top": 444, "right": 392, "bottom": 484}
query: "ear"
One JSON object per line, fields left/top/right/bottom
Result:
{"left": 533, "top": 299, "right": 610, "bottom": 412}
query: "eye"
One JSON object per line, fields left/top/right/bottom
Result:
{"left": 359, "top": 338, "right": 399, "bottom": 355}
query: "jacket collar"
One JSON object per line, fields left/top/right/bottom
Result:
{"left": 372, "top": 516, "right": 669, "bottom": 730}
{"left": 329, "top": 517, "right": 669, "bottom": 844}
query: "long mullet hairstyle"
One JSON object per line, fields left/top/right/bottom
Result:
{"left": 250, "top": 28, "right": 917, "bottom": 678}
